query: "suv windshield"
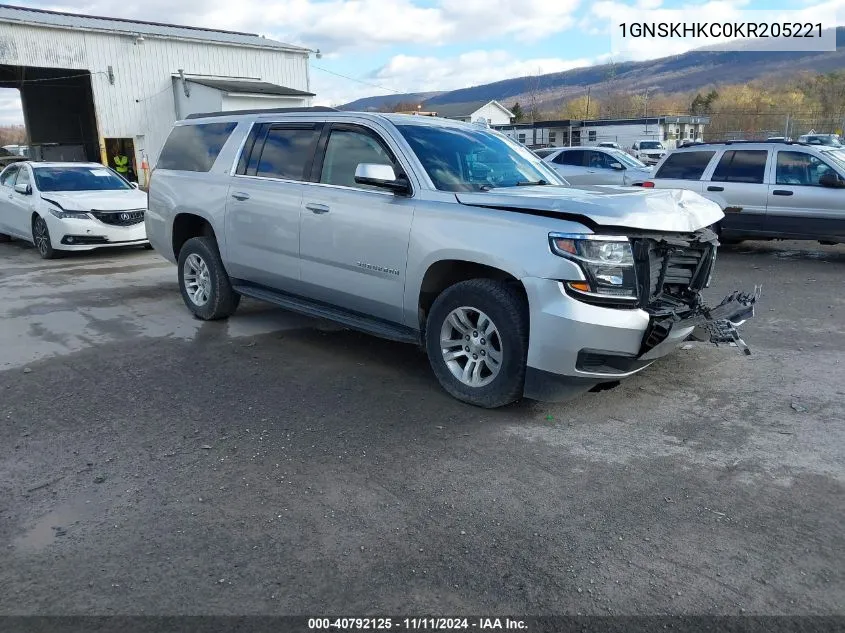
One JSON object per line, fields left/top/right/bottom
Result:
{"left": 396, "top": 124, "right": 564, "bottom": 191}
{"left": 640, "top": 141, "right": 664, "bottom": 150}
{"left": 33, "top": 166, "right": 132, "bottom": 192}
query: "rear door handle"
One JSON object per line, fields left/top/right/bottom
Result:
{"left": 772, "top": 190, "right": 793, "bottom": 196}
{"left": 306, "top": 203, "right": 330, "bottom": 215}
{"left": 231, "top": 192, "right": 250, "bottom": 201}
{"left": 707, "top": 185, "right": 724, "bottom": 192}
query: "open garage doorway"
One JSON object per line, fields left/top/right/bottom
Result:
{"left": 0, "top": 65, "right": 99, "bottom": 162}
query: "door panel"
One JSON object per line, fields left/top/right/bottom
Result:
{"left": 300, "top": 124, "right": 414, "bottom": 324}
{"left": 765, "top": 150, "right": 845, "bottom": 240}
{"left": 224, "top": 123, "right": 322, "bottom": 291}
{"left": 8, "top": 166, "right": 34, "bottom": 238}
{"left": 0, "top": 165, "right": 19, "bottom": 235}
{"left": 705, "top": 149, "right": 769, "bottom": 235}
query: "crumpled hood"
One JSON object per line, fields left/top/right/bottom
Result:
{"left": 455, "top": 184, "right": 724, "bottom": 233}
{"left": 40, "top": 189, "right": 147, "bottom": 211}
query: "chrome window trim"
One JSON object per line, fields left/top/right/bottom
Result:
{"left": 229, "top": 121, "right": 256, "bottom": 176}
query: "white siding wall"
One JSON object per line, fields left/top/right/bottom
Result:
{"left": 472, "top": 102, "right": 512, "bottom": 126}
{"left": 579, "top": 124, "right": 663, "bottom": 149}
{"left": 173, "top": 80, "right": 222, "bottom": 119}
{"left": 0, "top": 21, "right": 310, "bottom": 170}
{"left": 222, "top": 94, "right": 309, "bottom": 111}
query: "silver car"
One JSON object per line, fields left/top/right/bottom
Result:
{"left": 541, "top": 146, "right": 653, "bottom": 186}
{"left": 645, "top": 141, "right": 845, "bottom": 244}
{"left": 146, "top": 110, "right": 757, "bottom": 408}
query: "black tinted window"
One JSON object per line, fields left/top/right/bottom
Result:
{"left": 654, "top": 151, "right": 715, "bottom": 180}
{"left": 711, "top": 150, "right": 767, "bottom": 184}
{"left": 255, "top": 127, "right": 320, "bottom": 180}
{"left": 157, "top": 122, "right": 237, "bottom": 172}
{"left": 555, "top": 150, "right": 585, "bottom": 166}
{"left": 320, "top": 129, "right": 393, "bottom": 190}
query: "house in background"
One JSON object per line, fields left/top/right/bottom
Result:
{"left": 432, "top": 100, "right": 515, "bottom": 125}
{"left": 495, "top": 115, "right": 710, "bottom": 149}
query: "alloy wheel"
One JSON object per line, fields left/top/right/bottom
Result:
{"left": 183, "top": 253, "right": 212, "bottom": 307}
{"left": 439, "top": 306, "right": 503, "bottom": 387}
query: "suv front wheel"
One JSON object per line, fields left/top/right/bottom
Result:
{"left": 425, "top": 279, "right": 529, "bottom": 408}
{"left": 177, "top": 236, "right": 240, "bottom": 320}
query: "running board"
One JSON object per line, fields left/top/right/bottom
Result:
{"left": 232, "top": 283, "right": 421, "bottom": 345}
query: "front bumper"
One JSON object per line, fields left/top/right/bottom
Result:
{"left": 45, "top": 214, "right": 148, "bottom": 250}
{"left": 521, "top": 277, "right": 759, "bottom": 402}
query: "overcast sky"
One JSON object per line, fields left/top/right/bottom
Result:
{"left": 0, "top": 0, "right": 842, "bottom": 124}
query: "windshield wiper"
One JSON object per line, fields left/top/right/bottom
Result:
{"left": 515, "top": 179, "right": 549, "bottom": 186}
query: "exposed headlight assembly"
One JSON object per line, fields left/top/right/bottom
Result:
{"left": 549, "top": 233, "right": 638, "bottom": 304}
{"left": 47, "top": 207, "right": 91, "bottom": 220}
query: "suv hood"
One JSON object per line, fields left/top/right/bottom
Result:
{"left": 40, "top": 189, "right": 147, "bottom": 211}
{"left": 455, "top": 185, "right": 724, "bottom": 232}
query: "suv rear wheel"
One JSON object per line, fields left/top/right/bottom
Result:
{"left": 177, "top": 236, "right": 240, "bottom": 320}
{"left": 425, "top": 279, "right": 529, "bottom": 408}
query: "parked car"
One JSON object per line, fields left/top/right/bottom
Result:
{"left": 541, "top": 146, "right": 653, "bottom": 186}
{"left": 597, "top": 141, "right": 622, "bottom": 149}
{"left": 0, "top": 146, "right": 27, "bottom": 167}
{"left": 766, "top": 136, "right": 791, "bottom": 142}
{"left": 644, "top": 141, "right": 845, "bottom": 244}
{"left": 0, "top": 162, "right": 149, "bottom": 258}
{"left": 797, "top": 134, "right": 842, "bottom": 147}
{"left": 630, "top": 140, "right": 667, "bottom": 165}
{"left": 147, "top": 109, "right": 757, "bottom": 408}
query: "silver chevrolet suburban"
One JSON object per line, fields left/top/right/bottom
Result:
{"left": 146, "top": 108, "right": 758, "bottom": 408}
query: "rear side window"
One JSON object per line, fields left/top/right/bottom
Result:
{"left": 554, "top": 150, "right": 585, "bottom": 166}
{"left": 711, "top": 150, "right": 767, "bottom": 184}
{"left": 252, "top": 126, "right": 321, "bottom": 181}
{"left": 157, "top": 122, "right": 237, "bottom": 172}
{"left": 654, "top": 151, "right": 715, "bottom": 180}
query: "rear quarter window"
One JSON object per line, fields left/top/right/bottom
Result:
{"left": 654, "top": 151, "right": 715, "bottom": 180}
{"left": 157, "top": 122, "right": 238, "bottom": 172}
{"left": 711, "top": 150, "right": 768, "bottom": 184}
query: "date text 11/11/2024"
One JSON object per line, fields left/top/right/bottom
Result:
{"left": 307, "top": 618, "right": 528, "bottom": 630}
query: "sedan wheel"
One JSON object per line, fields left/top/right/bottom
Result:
{"left": 32, "top": 216, "right": 57, "bottom": 259}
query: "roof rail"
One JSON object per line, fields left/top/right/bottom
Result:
{"left": 681, "top": 140, "right": 810, "bottom": 147}
{"left": 184, "top": 106, "right": 338, "bottom": 120}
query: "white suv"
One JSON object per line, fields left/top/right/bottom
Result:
{"left": 630, "top": 140, "right": 666, "bottom": 165}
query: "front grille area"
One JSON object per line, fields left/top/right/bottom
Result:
{"left": 633, "top": 231, "right": 716, "bottom": 306}
{"left": 90, "top": 209, "right": 145, "bottom": 226}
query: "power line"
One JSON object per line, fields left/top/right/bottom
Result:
{"left": 0, "top": 71, "right": 108, "bottom": 85}
{"left": 311, "top": 64, "right": 403, "bottom": 95}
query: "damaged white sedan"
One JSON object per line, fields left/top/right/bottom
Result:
{"left": 0, "top": 162, "right": 148, "bottom": 259}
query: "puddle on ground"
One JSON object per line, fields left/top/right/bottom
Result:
{"left": 13, "top": 500, "right": 100, "bottom": 551}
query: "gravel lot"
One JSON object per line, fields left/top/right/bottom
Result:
{"left": 0, "top": 238, "right": 843, "bottom": 616}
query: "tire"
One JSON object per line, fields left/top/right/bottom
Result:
{"left": 425, "top": 278, "right": 529, "bottom": 408}
{"left": 177, "top": 236, "right": 240, "bottom": 320}
{"left": 32, "top": 215, "right": 58, "bottom": 259}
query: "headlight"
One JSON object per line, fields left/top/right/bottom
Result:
{"left": 549, "top": 233, "right": 638, "bottom": 301}
{"left": 48, "top": 208, "right": 90, "bottom": 220}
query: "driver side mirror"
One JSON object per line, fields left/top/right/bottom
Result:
{"left": 819, "top": 171, "right": 845, "bottom": 188}
{"left": 130, "top": 182, "right": 140, "bottom": 189}
{"left": 354, "top": 163, "right": 411, "bottom": 195}
{"left": 610, "top": 162, "right": 624, "bottom": 170}
{"left": 14, "top": 183, "right": 31, "bottom": 195}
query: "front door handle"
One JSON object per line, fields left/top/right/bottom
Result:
{"left": 306, "top": 203, "right": 330, "bottom": 215}
{"left": 231, "top": 192, "right": 250, "bottom": 201}
{"left": 772, "top": 190, "right": 794, "bottom": 196}
{"left": 707, "top": 185, "right": 724, "bottom": 192}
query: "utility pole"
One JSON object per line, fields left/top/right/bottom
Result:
{"left": 784, "top": 113, "right": 790, "bottom": 139}
{"left": 585, "top": 87, "right": 591, "bottom": 120}
{"left": 644, "top": 88, "right": 650, "bottom": 136}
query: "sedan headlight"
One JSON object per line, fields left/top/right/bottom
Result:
{"left": 549, "top": 233, "right": 638, "bottom": 301}
{"left": 48, "top": 208, "right": 91, "bottom": 220}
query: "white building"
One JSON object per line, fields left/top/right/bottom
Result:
{"left": 496, "top": 115, "right": 710, "bottom": 150}
{"left": 0, "top": 4, "right": 313, "bottom": 184}
{"left": 433, "top": 100, "right": 514, "bottom": 126}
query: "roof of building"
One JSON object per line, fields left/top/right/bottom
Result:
{"left": 0, "top": 4, "right": 309, "bottom": 52}
{"left": 186, "top": 78, "right": 315, "bottom": 97}
{"left": 432, "top": 100, "right": 514, "bottom": 119}
{"left": 494, "top": 115, "right": 711, "bottom": 129}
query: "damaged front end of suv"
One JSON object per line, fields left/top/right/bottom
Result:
{"left": 552, "top": 226, "right": 760, "bottom": 361}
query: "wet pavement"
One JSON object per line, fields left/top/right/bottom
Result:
{"left": 0, "top": 238, "right": 843, "bottom": 615}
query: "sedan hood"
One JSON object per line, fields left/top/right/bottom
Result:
{"left": 40, "top": 189, "right": 147, "bottom": 211}
{"left": 455, "top": 185, "right": 724, "bottom": 233}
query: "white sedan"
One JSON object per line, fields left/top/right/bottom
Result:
{"left": 537, "top": 146, "right": 654, "bottom": 186}
{"left": 0, "top": 162, "right": 148, "bottom": 259}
